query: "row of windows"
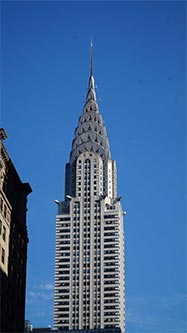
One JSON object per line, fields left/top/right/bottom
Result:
{"left": 72, "top": 309, "right": 101, "bottom": 316}
{"left": 104, "top": 226, "right": 118, "bottom": 231}
{"left": 54, "top": 322, "right": 68, "bottom": 327}
{"left": 106, "top": 205, "right": 116, "bottom": 210}
{"left": 57, "top": 270, "right": 70, "bottom": 275}
{"left": 56, "top": 313, "right": 69, "bottom": 318}
{"left": 56, "top": 276, "right": 70, "bottom": 281}
{"left": 57, "top": 244, "right": 70, "bottom": 249}
{"left": 104, "top": 262, "right": 118, "bottom": 267}
{"left": 104, "top": 250, "right": 119, "bottom": 260}
{"left": 58, "top": 295, "right": 70, "bottom": 301}
{"left": 58, "top": 223, "right": 71, "bottom": 227}
{"left": 104, "top": 268, "right": 119, "bottom": 273}
{"left": 57, "top": 282, "right": 70, "bottom": 287}
{"left": 78, "top": 179, "right": 100, "bottom": 186}
{"left": 105, "top": 221, "right": 118, "bottom": 226}
{"left": 78, "top": 174, "right": 100, "bottom": 181}
{"left": 77, "top": 192, "right": 98, "bottom": 197}
{"left": 72, "top": 262, "right": 101, "bottom": 269}
{"left": 56, "top": 289, "right": 69, "bottom": 294}
{"left": 58, "top": 264, "right": 70, "bottom": 269}
{"left": 57, "top": 301, "right": 69, "bottom": 305}
{"left": 104, "top": 305, "right": 119, "bottom": 310}
{"left": 104, "top": 238, "right": 118, "bottom": 243}
{"left": 57, "top": 230, "right": 70, "bottom": 239}
{"left": 104, "top": 292, "right": 119, "bottom": 298}
{"left": 104, "top": 233, "right": 118, "bottom": 237}
{"left": 104, "top": 299, "right": 119, "bottom": 304}
{"left": 57, "top": 245, "right": 118, "bottom": 254}
{"left": 104, "top": 286, "right": 119, "bottom": 292}
{"left": 104, "top": 243, "right": 118, "bottom": 248}
{"left": 56, "top": 258, "right": 70, "bottom": 263}
{"left": 59, "top": 217, "right": 71, "bottom": 222}
{"left": 104, "top": 214, "right": 118, "bottom": 219}
{"left": 72, "top": 280, "right": 101, "bottom": 287}
{"left": 104, "top": 312, "right": 119, "bottom": 317}
{"left": 58, "top": 229, "right": 70, "bottom": 233}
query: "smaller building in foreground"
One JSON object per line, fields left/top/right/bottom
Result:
{"left": 0, "top": 128, "right": 32, "bottom": 332}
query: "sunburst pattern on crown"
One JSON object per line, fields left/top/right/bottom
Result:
{"left": 70, "top": 73, "right": 111, "bottom": 164}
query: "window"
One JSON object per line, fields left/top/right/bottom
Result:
{"left": 0, "top": 198, "right": 3, "bottom": 211}
{"left": 1, "top": 248, "right": 5, "bottom": 264}
{"left": 4, "top": 205, "right": 7, "bottom": 218}
{"left": 60, "top": 217, "right": 71, "bottom": 222}
{"left": 2, "top": 226, "right": 6, "bottom": 242}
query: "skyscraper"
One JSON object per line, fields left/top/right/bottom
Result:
{"left": 54, "top": 45, "right": 125, "bottom": 332}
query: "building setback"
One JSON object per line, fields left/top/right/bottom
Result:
{"left": 27, "top": 328, "right": 122, "bottom": 333}
{"left": 54, "top": 45, "right": 125, "bottom": 332}
{"left": 0, "top": 128, "right": 32, "bottom": 332}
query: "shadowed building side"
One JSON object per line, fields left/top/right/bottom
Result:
{"left": 0, "top": 128, "right": 32, "bottom": 332}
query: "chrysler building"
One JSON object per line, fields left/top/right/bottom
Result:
{"left": 54, "top": 44, "right": 125, "bottom": 332}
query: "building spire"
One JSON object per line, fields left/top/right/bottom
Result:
{"left": 90, "top": 37, "right": 93, "bottom": 77}
{"left": 87, "top": 38, "right": 96, "bottom": 100}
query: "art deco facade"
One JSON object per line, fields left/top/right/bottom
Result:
{"left": 54, "top": 47, "right": 125, "bottom": 332}
{"left": 0, "top": 128, "right": 32, "bottom": 332}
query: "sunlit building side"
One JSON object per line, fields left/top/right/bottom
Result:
{"left": 54, "top": 45, "right": 125, "bottom": 332}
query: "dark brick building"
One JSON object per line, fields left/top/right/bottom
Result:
{"left": 0, "top": 128, "right": 32, "bottom": 332}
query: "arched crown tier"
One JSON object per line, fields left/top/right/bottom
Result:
{"left": 69, "top": 47, "right": 111, "bottom": 164}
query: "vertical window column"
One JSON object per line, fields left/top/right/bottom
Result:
{"left": 72, "top": 202, "right": 80, "bottom": 328}
{"left": 83, "top": 159, "right": 91, "bottom": 328}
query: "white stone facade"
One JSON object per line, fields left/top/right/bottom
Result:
{"left": 54, "top": 51, "right": 125, "bottom": 332}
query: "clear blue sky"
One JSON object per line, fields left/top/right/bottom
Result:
{"left": 1, "top": 1, "right": 186, "bottom": 332}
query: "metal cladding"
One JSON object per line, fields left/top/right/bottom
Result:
{"left": 70, "top": 74, "right": 111, "bottom": 165}
{"left": 54, "top": 45, "right": 125, "bottom": 332}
